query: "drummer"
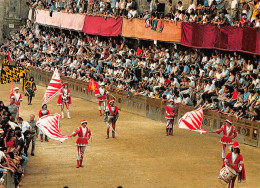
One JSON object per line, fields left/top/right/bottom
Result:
{"left": 221, "top": 141, "right": 246, "bottom": 188}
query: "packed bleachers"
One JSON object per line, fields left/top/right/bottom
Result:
{"left": 29, "top": 0, "right": 260, "bottom": 27}
{"left": 0, "top": 20, "right": 259, "bottom": 122}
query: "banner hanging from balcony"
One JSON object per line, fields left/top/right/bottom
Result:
{"left": 122, "top": 19, "right": 182, "bottom": 42}
{"left": 35, "top": 10, "right": 85, "bottom": 31}
{"left": 181, "top": 23, "right": 260, "bottom": 55}
{"left": 82, "top": 16, "right": 123, "bottom": 36}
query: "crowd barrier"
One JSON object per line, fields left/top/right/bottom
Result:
{"left": 2, "top": 173, "right": 15, "bottom": 188}
{"left": 29, "top": 68, "right": 260, "bottom": 147}
{"left": 181, "top": 22, "right": 260, "bottom": 55}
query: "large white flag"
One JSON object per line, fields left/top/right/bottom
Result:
{"left": 36, "top": 113, "right": 69, "bottom": 142}
{"left": 43, "top": 68, "right": 62, "bottom": 104}
{"left": 178, "top": 107, "right": 208, "bottom": 133}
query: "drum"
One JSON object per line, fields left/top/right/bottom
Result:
{"left": 218, "top": 165, "right": 237, "bottom": 183}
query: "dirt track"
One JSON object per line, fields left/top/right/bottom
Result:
{"left": 0, "top": 83, "right": 260, "bottom": 188}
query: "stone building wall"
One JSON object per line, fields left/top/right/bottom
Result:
{"left": 0, "top": 0, "right": 30, "bottom": 42}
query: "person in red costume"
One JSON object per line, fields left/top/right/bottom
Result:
{"left": 57, "top": 83, "right": 72, "bottom": 119}
{"left": 221, "top": 141, "right": 246, "bottom": 188}
{"left": 210, "top": 119, "right": 237, "bottom": 161}
{"left": 104, "top": 99, "right": 119, "bottom": 139}
{"left": 95, "top": 82, "right": 108, "bottom": 116}
{"left": 165, "top": 99, "right": 177, "bottom": 136}
{"left": 70, "top": 120, "right": 92, "bottom": 168}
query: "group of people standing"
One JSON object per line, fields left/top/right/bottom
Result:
{"left": 164, "top": 99, "right": 246, "bottom": 188}
{"left": 8, "top": 73, "right": 246, "bottom": 187}
{"left": 70, "top": 81, "right": 246, "bottom": 188}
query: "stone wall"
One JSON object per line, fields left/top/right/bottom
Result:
{"left": 0, "top": 0, "right": 30, "bottom": 42}
{"left": 0, "top": 0, "right": 5, "bottom": 43}
{"left": 2, "top": 173, "right": 15, "bottom": 188}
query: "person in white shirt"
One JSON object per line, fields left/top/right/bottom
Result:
{"left": 201, "top": 53, "right": 208, "bottom": 63}
{"left": 230, "top": 0, "right": 238, "bottom": 20}
{"left": 17, "top": 117, "right": 32, "bottom": 134}
{"left": 187, "top": 0, "right": 196, "bottom": 13}
{"left": 177, "top": 1, "right": 184, "bottom": 11}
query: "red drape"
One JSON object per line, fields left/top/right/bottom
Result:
{"left": 181, "top": 22, "right": 260, "bottom": 55}
{"left": 82, "top": 16, "right": 122, "bottom": 36}
{"left": 181, "top": 23, "right": 219, "bottom": 48}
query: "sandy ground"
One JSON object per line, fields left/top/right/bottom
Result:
{"left": 0, "top": 83, "right": 260, "bottom": 188}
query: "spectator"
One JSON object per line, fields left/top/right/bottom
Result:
{"left": 4, "top": 130, "right": 16, "bottom": 153}
{"left": 7, "top": 98, "right": 18, "bottom": 122}
{"left": 15, "top": 131, "right": 28, "bottom": 171}
{"left": 27, "top": 114, "right": 38, "bottom": 156}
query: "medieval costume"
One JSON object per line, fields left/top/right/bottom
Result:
{"left": 95, "top": 83, "right": 108, "bottom": 116}
{"left": 213, "top": 119, "right": 237, "bottom": 161}
{"left": 104, "top": 99, "right": 119, "bottom": 139}
{"left": 57, "top": 83, "right": 72, "bottom": 119}
{"left": 71, "top": 120, "right": 92, "bottom": 168}
{"left": 165, "top": 99, "right": 177, "bottom": 136}
{"left": 25, "top": 76, "right": 36, "bottom": 105}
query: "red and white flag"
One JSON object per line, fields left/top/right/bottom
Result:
{"left": 36, "top": 113, "right": 69, "bottom": 142}
{"left": 43, "top": 68, "right": 62, "bottom": 104}
{"left": 178, "top": 107, "right": 208, "bottom": 133}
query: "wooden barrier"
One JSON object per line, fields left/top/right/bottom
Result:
{"left": 29, "top": 68, "right": 260, "bottom": 147}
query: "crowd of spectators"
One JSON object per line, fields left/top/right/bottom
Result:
{"left": 29, "top": 0, "right": 260, "bottom": 27}
{"left": 0, "top": 97, "right": 37, "bottom": 187}
{"left": 1, "top": 21, "right": 259, "bottom": 122}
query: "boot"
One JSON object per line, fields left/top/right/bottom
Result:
{"left": 166, "top": 128, "right": 168, "bottom": 136}
{"left": 67, "top": 110, "right": 71, "bottom": 119}
{"left": 76, "top": 160, "right": 79, "bottom": 168}
{"left": 45, "top": 135, "right": 49, "bottom": 142}
{"left": 61, "top": 111, "right": 64, "bottom": 119}
{"left": 40, "top": 134, "right": 43, "bottom": 142}
{"left": 80, "top": 160, "right": 83, "bottom": 167}
{"left": 29, "top": 96, "right": 32, "bottom": 105}
{"left": 112, "top": 131, "right": 116, "bottom": 138}
{"left": 169, "top": 128, "right": 173, "bottom": 136}
{"left": 106, "top": 128, "right": 109, "bottom": 139}
{"left": 99, "top": 110, "right": 102, "bottom": 116}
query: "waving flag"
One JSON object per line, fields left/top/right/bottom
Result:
{"left": 87, "top": 78, "right": 99, "bottom": 95}
{"left": 10, "top": 80, "right": 13, "bottom": 94}
{"left": 7, "top": 51, "right": 12, "bottom": 64}
{"left": 178, "top": 107, "right": 208, "bottom": 133}
{"left": 43, "top": 69, "right": 62, "bottom": 104}
{"left": 36, "top": 113, "right": 69, "bottom": 142}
